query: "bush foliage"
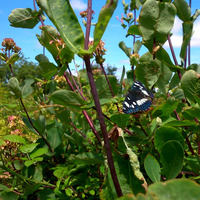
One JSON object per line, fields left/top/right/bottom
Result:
{"left": 0, "top": 0, "right": 200, "bottom": 199}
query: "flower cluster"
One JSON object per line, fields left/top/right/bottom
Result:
{"left": 1, "top": 115, "right": 25, "bottom": 151}
{"left": 89, "top": 40, "right": 107, "bottom": 65}
{"left": 1, "top": 38, "right": 21, "bottom": 58}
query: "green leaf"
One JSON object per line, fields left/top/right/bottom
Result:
{"left": 6, "top": 53, "right": 19, "bottom": 64}
{"left": 185, "top": 156, "right": 200, "bottom": 174}
{"left": 119, "top": 41, "right": 132, "bottom": 58}
{"left": 33, "top": 164, "right": 43, "bottom": 182}
{"left": 46, "top": 123, "right": 62, "bottom": 150}
{"left": 3, "top": 135, "right": 26, "bottom": 144}
{"left": 96, "top": 75, "right": 118, "bottom": 99}
{"left": 171, "top": 89, "right": 185, "bottom": 100}
{"left": 0, "top": 139, "right": 4, "bottom": 146}
{"left": 69, "top": 152, "right": 104, "bottom": 165}
{"left": 0, "top": 184, "right": 11, "bottom": 192}
{"left": 154, "top": 126, "right": 184, "bottom": 154}
{"left": 21, "top": 78, "right": 34, "bottom": 98}
{"left": 144, "top": 154, "right": 161, "bottom": 183}
{"left": 136, "top": 52, "right": 161, "bottom": 88}
{"left": 164, "top": 119, "right": 198, "bottom": 127}
{"left": 181, "top": 70, "right": 200, "bottom": 102}
{"left": 156, "top": 62, "right": 172, "bottom": 94}
{"left": 119, "top": 66, "right": 126, "bottom": 94}
{"left": 0, "top": 191, "right": 18, "bottom": 200}
{"left": 8, "top": 77, "right": 22, "bottom": 98}
{"left": 35, "top": 54, "right": 49, "bottom": 63}
{"left": 180, "top": 21, "right": 193, "bottom": 60}
{"left": 182, "top": 107, "right": 200, "bottom": 120}
{"left": 8, "top": 8, "right": 40, "bottom": 28}
{"left": 23, "top": 117, "right": 36, "bottom": 134}
{"left": 188, "top": 64, "right": 200, "bottom": 73}
{"left": 37, "top": 0, "right": 84, "bottom": 53}
{"left": 36, "top": 25, "right": 60, "bottom": 64}
{"left": 24, "top": 184, "right": 43, "bottom": 197}
{"left": 173, "top": 0, "right": 191, "bottom": 22}
{"left": 33, "top": 116, "right": 46, "bottom": 135}
{"left": 110, "top": 114, "right": 130, "bottom": 128}
{"left": 93, "top": 0, "right": 118, "bottom": 49}
{"left": 25, "top": 157, "right": 43, "bottom": 167}
{"left": 59, "top": 46, "right": 74, "bottom": 64}
{"left": 126, "top": 25, "right": 141, "bottom": 37}
{"left": 30, "top": 148, "right": 48, "bottom": 159}
{"left": 192, "top": 9, "right": 200, "bottom": 22}
{"left": 39, "top": 61, "right": 57, "bottom": 80}
{"left": 20, "top": 143, "right": 39, "bottom": 153}
{"left": 169, "top": 71, "right": 184, "bottom": 89}
{"left": 160, "top": 140, "right": 184, "bottom": 179}
{"left": 55, "top": 108, "right": 70, "bottom": 124}
{"left": 130, "top": 0, "right": 143, "bottom": 10}
{"left": 82, "top": 98, "right": 118, "bottom": 109}
{"left": 152, "top": 98, "right": 179, "bottom": 117}
{"left": 100, "top": 151, "right": 145, "bottom": 199}
{"left": 139, "top": 0, "right": 176, "bottom": 50}
{"left": 146, "top": 179, "right": 200, "bottom": 200}
{"left": 0, "top": 53, "right": 7, "bottom": 61}
{"left": 133, "top": 40, "right": 142, "bottom": 54}
{"left": 116, "top": 194, "right": 136, "bottom": 200}
{"left": 50, "top": 90, "right": 88, "bottom": 109}
{"left": 155, "top": 46, "right": 182, "bottom": 71}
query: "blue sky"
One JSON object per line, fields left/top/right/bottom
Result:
{"left": 1, "top": 0, "right": 200, "bottom": 76}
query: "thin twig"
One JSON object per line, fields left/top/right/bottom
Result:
{"left": 100, "top": 64, "right": 119, "bottom": 111}
{"left": 8, "top": 53, "right": 53, "bottom": 153}
{"left": 19, "top": 98, "right": 54, "bottom": 153}
{"left": 67, "top": 63, "right": 87, "bottom": 100}
{"left": 70, "top": 122, "right": 92, "bottom": 144}
{"left": 63, "top": 70, "right": 101, "bottom": 144}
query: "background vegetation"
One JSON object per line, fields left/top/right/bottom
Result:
{"left": 0, "top": 0, "right": 200, "bottom": 199}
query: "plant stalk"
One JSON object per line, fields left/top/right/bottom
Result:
{"left": 84, "top": 0, "right": 123, "bottom": 197}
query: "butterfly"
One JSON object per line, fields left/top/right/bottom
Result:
{"left": 123, "top": 81, "right": 154, "bottom": 114}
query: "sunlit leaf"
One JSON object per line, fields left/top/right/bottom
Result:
{"left": 8, "top": 8, "right": 40, "bottom": 28}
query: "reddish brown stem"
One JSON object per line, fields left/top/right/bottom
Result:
{"left": 19, "top": 98, "right": 54, "bottom": 153}
{"left": 174, "top": 110, "right": 195, "bottom": 155}
{"left": 167, "top": 34, "right": 182, "bottom": 80}
{"left": 84, "top": 0, "right": 123, "bottom": 197}
{"left": 33, "top": 0, "right": 45, "bottom": 26}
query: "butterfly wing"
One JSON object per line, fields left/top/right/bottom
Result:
{"left": 123, "top": 81, "right": 154, "bottom": 114}
{"left": 132, "top": 81, "right": 154, "bottom": 98}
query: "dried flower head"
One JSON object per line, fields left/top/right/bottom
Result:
{"left": 1, "top": 38, "right": 21, "bottom": 54}
{"left": 79, "top": 9, "right": 95, "bottom": 18}
{"left": 89, "top": 40, "right": 107, "bottom": 65}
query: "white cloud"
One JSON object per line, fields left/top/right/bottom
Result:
{"left": 70, "top": 0, "right": 87, "bottom": 11}
{"left": 119, "top": 59, "right": 130, "bottom": 64}
{"left": 191, "top": 19, "right": 200, "bottom": 47}
{"left": 164, "top": 17, "right": 200, "bottom": 48}
{"left": 171, "top": 17, "right": 182, "bottom": 34}
{"left": 164, "top": 17, "right": 182, "bottom": 48}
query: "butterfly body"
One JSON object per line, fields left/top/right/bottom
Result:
{"left": 123, "top": 81, "right": 154, "bottom": 114}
